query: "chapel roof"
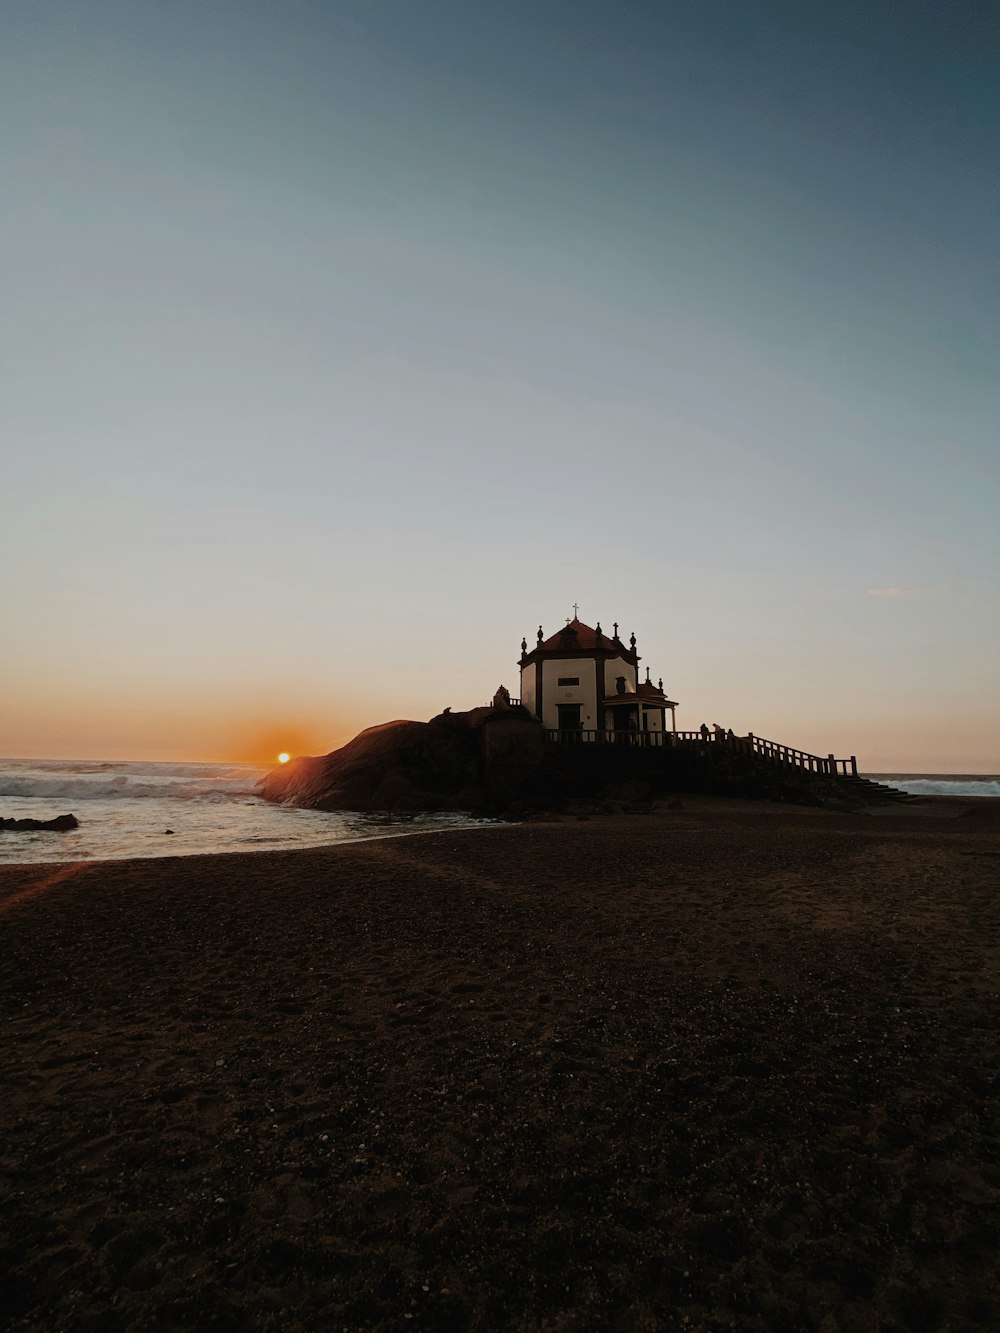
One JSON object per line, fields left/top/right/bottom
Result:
{"left": 603, "top": 683, "right": 678, "bottom": 707}
{"left": 637, "top": 679, "right": 669, "bottom": 700}
{"left": 535, "top": 617, "right": 625, "bottom": 654}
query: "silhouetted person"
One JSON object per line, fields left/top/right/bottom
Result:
{"left": 700, "top": 723, "right": 710, "bottom": 741}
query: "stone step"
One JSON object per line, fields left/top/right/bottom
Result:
{"left": 843, "top": 777, "right": 914, "bottom": 800}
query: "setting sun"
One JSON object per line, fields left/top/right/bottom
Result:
{"left": 277, "top": 752, "right": 290, "bottom": 764}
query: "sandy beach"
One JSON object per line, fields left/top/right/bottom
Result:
{"left": 1, "top": 797, "right": 998, "bottom": 1331}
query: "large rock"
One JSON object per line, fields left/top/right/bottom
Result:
{"left": 258, "top": 710, "right": 872, "bottom": 816}
{"left": 257, "top": 710, "right": 546, "bottom": 815}
{"left": 0, "top": 814, "right": 79, "bottom": 832}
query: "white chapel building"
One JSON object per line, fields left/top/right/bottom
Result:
{"left": 518, "top": 615, "right": 678, "bottom": 737}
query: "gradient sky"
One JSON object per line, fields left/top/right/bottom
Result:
{"left": 2, "top": 1, "right": 997, "bottom": 770}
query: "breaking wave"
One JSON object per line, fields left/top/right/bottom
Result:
{"left": 0, "top": 757, "right": 493, "bottom": 864}
{"left": 868, "top": 775, "right": 1000, "bottom": 798}
{"left": 0, "top": 761, "right": 265, "bottom": 803}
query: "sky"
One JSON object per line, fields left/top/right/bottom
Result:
{"left": 1, "top": 0, "right": 997, "bottom": 770}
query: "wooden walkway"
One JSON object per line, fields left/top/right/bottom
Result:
{"left": 544, "top": 728, "right": 859, "bottom": 778}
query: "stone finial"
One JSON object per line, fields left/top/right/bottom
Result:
{"left": 645, "top": 666, "right": 651, "bottom": 682}
{"left": 521, "top": 636, "right": 527, "bottom": 654}
{"left": 629, "top": 632, "right": 637, "bottom": 651}
{"left": 658, "top": 677, "right": 664, "bottom": 692}
{"left": 595, "top": 621, "right": 602, "bottom": 639}
{"left": 537, "top": 625, "right": 543, "bottom": 643}
{"left": 612, "top": 622, "right": 619, "bottom": 640}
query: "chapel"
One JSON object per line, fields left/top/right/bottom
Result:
{"left": 518, "top": 615, "right": 678, "bottom": 737}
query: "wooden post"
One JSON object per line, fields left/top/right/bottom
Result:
{"left": 827, "top": 753, "right": 835, "bottom": 776}
{"left": 851, "top": 756, "right": 857, "bottom": 777}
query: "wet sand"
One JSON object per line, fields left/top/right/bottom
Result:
{"left": 1, "top": 797, "right": 998, "bottom": 1331}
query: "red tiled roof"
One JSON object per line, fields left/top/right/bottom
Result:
{"left": 604, "top": 683, "right": 676, "bottom": 706}
{"left": 536, "top": 618, "right": 623, "bottom": 654}
{"left": 636, "top": 680, "right": 665, "bottom": 700}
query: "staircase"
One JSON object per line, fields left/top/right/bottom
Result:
{"left": 541, "top": 727, "right": 916, "bottom": 801}
{"left": 840, "top": 775, "right": 915, "bottom": 802}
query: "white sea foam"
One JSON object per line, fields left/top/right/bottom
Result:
{"left": 0, "top": 775, "right": 259, "bottom": 801}
{"left": 0, "top": 758, "right": 491, "bottom": 864}
{"left": 866, "top": 775, "right": 1000, "bottom": 798}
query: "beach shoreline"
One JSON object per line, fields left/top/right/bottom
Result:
{"left": 2, "top": 797, "right": 998, "bottom": 1330}
{"left": 1, "top": 790, "right": 989, "bottom": 874}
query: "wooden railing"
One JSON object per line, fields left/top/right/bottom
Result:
{"left": 743, "top": 733, "right": 858, "bottom": 777}
{"left": 543, "top": 727, "right": 857, "bottom": 776}
{"left": 545, "top": 729, "right": 641, "bottom": 746}
{"left": 544, "top": 730, "right": 697, "bottom": 748}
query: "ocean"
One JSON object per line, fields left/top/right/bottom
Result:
{"left": 0, "top": 759, "right": 492, "bottom": 865}
{"left": 866, "top": 774, "right": 1000, "bottom": 799}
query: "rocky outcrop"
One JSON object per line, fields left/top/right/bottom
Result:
{"left": 257, "top": 711, "right": 545, "bottom": 815}
{"left": 1, "top": 814, "right": 79, "bottom": 832}
{"left": 258, "top": 710, "right": 879, "bottom": 817}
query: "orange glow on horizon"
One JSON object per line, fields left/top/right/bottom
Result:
{"left": 0, "top": 672, "right": 361, "bottom": 764}
{"left": 230, "top": 722, "right": 340, "bottom": 766}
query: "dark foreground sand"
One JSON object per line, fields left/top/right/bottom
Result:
{"left": 1, "top": 798, "right": 998, "bottom": 1332}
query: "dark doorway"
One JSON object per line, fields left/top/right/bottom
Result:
{"left": 611, "top": 707, "right": 638, "bottom": 741}
{"left": 557, "top": 704, "right": 582, "bottom": 733}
